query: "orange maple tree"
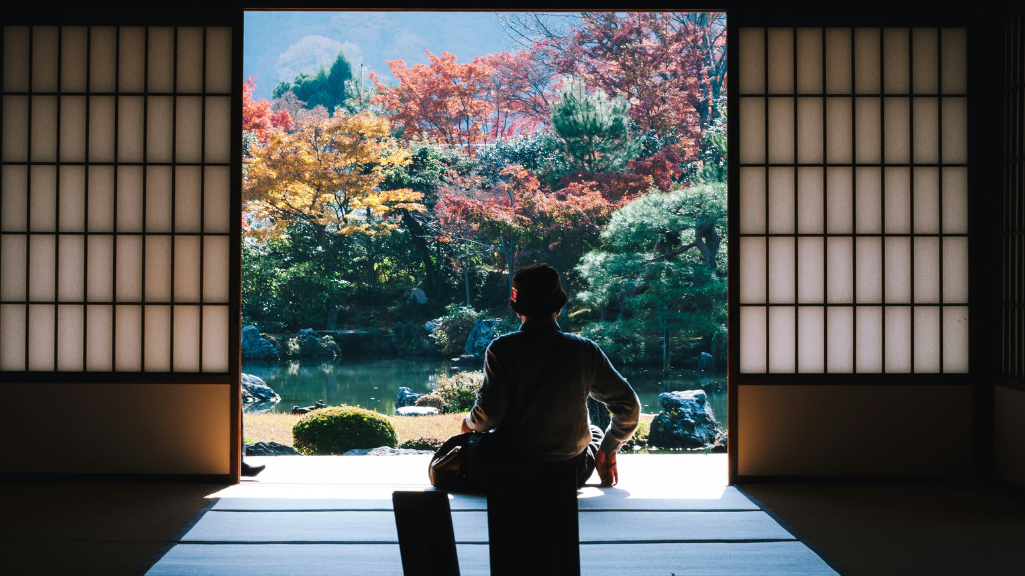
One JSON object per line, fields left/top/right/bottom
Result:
{"left": 243, "top": 77, "right": 293, "bottom": 142}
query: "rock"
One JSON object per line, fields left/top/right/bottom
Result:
{"left": 291, "top": 400, "right": 326, "bottom": 415}
{"left": 587, "top": 396, "right": 611, "bottom": 430}
{"left": 396, "top": 387, "right": 423, "bottom": 408}
{"left": 698, "top": 351, "right": 715, "bottom": 371}
{"left": 451, "top": 354, "right": 481, "bottom": 367}
{"left": 241, "top": 325, "right": 279, "bottom": 361}
{"left": 405, "top": 288, "right": 428, "bottom": 306}
{"left": 343, "top": 447, "right": 435, "bottom": 456}
{"left": 464, "top": 318, "right": 502, "bottom": 358}
{"left": 395, "top": 406, "right": 439, "bottom": 416}
{"left": 425, "top": 320, "right": 441, "bottom": 333}
{"left": 244, "top": 441, "right": 300, "bottom": 456}
{"left": 647, "top": 390, "right": 723, "bottom": 450}
{"left": 241, "top": 373, "right": 280, "bottom": 407}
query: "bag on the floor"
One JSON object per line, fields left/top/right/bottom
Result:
{"left": 428, "top": 430, "right": 498, "bottom": 492}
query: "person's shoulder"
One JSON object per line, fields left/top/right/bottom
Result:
{"left": 556, "top": 330, "right": 601, "bottom": 351}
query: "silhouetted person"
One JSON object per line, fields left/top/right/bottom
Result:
{"left": 461, "top": 263, "right": 640, "bottom": 487}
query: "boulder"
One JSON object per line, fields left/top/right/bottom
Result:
{"left": 396, "top": 387, "right": 423, "bottom": 408}
{"left": 395, "top": 406, "right": 439, "bottom": 417}
{"left": 244, "top": 441, "right": 301, "bottom": 456}
{"left": 698, "top": 351, "right": 715, "bottom": 371}
{"left": 343, "top": 447, "right": 435, "bottom": 456}
{"left": 647, "top": 390, "right": 723, "bottom": 449}
{"left": 464, "top": 318, "right": 502, "bottom": 357}
{"left": 241, "top": 373, "right": 280, "bottom": 414}
{"left": 241, "top": 325, "right": 279, "bottom": 361}
{"left": 587, "top": 396, "right": 611, "bottom": 430}
{"left": 297, "top": 328, "right": 336, "bottom": 358}
{"left": 405, "top": 288, "right": 428, "bottom": 306}
{"left": 424, "top": 320, "right": 441, "bottom": 333}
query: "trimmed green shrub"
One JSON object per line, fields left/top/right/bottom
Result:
{"left": 433, "top": 371, "right": 483, "bottom": 413}
{"left": 398, "top": 437, "right": 445, "bottom": 451}
{"left": 414, "top": 393, "right": 447, "bottom": 412}
{"left": 292, "top": 405, "right": 398, "bottom": 455}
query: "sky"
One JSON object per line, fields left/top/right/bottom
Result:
{"left": 243, "top": 11, "right": 527, "bottom": 101}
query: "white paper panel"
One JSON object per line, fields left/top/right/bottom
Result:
{"left": 825, "top": 98, "right": 852, "bottom": 163}
{"left": 3, "top": 27, "right": 30, "bottom": 92}
{"left": 176, "top": 96, "right": 203, "bottom": 163}
{"left": 941, "top": 167, "right": 968, "bottom": 234}
{"left": 0, "top": 304, "right": 26, "bottom": 370}
{"left": 796, "top": 167, "right": 823, "bottom": 234}
{"left": 738, "top": 28, "right": 765, "bottom": 94}
{"left": 797, "top": 307, "right": 824, "bottom": 372}
{"left": 60, "top": 96, "right": 87, "bottom": 162}
{"left": 853, "top": 232, "right": 884, "bottom": 305}
{"left": 767, "top": 167, "right": 794, "bottom": 233}
{"left": 796, "top": 97, "right": 823, "bottom": 163}
{"left": 914, "top": 237, "right": 940, "bottom": 303}
{"left": 797, "top": 237, "right": 824, "bottom": 303}
{"left": 206, "top": 28, "right": 233, "bottom": 94}
{"left": 942, "top": 237, "right": 969, "bottom": 303}
{"left": 912, "top": 28, "right": 938, "bottom": 94}
{"left": 826, "top": 306, "right": 854, "bottom": 373}
{"left": 883, "top": 168, "right": 911, "bottom": 234}
{"left": 768, "top": 306, "right": 796, "bottom": 373}
{"left": 202, "top": 305, "right": 229, "bottom": 372}
{"left": 768, "top": 237, "right": 795, "bottom": 303}
{"left": 855, "top": 97, "right": 881, "bottom": 163}
{"left": 85, "top": 304, "right": 113, "bottom": 371}
{"left": 147, "top": 96, "right": 174, "bottom": 163}
{"left": 913, "top": 168, "right": 940, "bottom": 234}
{"left": 28, "top": 235, "right": 55, "bottom": 301}
{"left": 854, "top": 28, "right": 880, "bottom": 94}
{"left": 174, "top": 236, "right": 202, "bottom": 302}
{"left": 57, "top": 305, "right": 84, "bottom": 371}
{"left": 856, "top": 306, "right": 883, "bottom": 373}
{"left": 176, "top": 27, "right": 205, "bottom": 93}
{"left": 941, "top": 97, "right": 967, "bottom": 164}
{"left": 883, "top": 28, "right": 910, "bottom": 94}
{"left": 118, "top": 27, "right": 145, "bottom": 93}
{"left": 740, "top": 237, "right": 766, "bottom": 304}
{"left": 825, "top": 28, "right": 852, "bottom": 94}
{"left": 914, "top": 306, "right": 941, "bottom": 373}
{"left": 88, "top": 95, "right": 115, "bottom": 162}
{"left": 796, "top": 28, "right": 822, "bottom": 94}
{"left": 2, "top": 96, "right": 28, "bottom": 162}
{"left": 738, "top": 97, "right": 765, "bottom": 163}
{"left": 1, "top": 235, "right": 27, "bottom": 300}
{"left": 115, "top": 235, "right": 143, "bottom": 301}
{"left": 826, "top": 167, "right": 852, "bottom": 233}
{"left": 854, "top": 167, "right": 881, "bottom": 234}
{"left": 30, "top": 165, "right": 57, "bottom": 231}
{"left": 740, "top": 306, "right": 767, "bottom": 373}
{"left": 31, "top": 95, "right": 58, "bottom": 162}
{"left": 2, "top": 165, "right": 27, "bottom": 231}
{"left": 27, "top": 304, "right": 54, "bottom": 370}
{"left": 885, "top": 306, "right": 913, "bottom": 373}
{"left": 767, "top": 28, "right": 794, "bottom": 94}
{"left": 174, "top": 305, "right": 201, "bottom": 372}
{"left": 941, "top": 29, "right": 967, "bottom": 94}
{"left": 203, "top": 237, "right": 230, "bottom": 303}
{"left": 205, "top": 97, "right": 232, "bottom": 163}
{"left": 89, "top": 27, "right": 116, "bottom": 92}
{"left": 58, "top": 235, "right": 85, "bottom": 301}
{"left": 739, "top": 168, "right": 765, "bottom": 234}
{"left": 144, "top": 305, "right": 171, "bottom": 372}
{"left": 176, "top": 166, "right": 203, "bottom": 233}
{"left": 146, "top": 166, "right": 173, "bottom": 233}
{"left": 88, "top": 165, "right": 115, "bottom": 232}
{"left": 883, "top": 97, "right": 911, "bottom": 164}
{"left": 204, "top": 166, "right": 232, "bottom": 234}
{"left": 60, "top": 27, "right": 88, "bottom": 92}
{"left": 148, "top": 27, "right": 175, "bottom": 93}
{"left": 145, "top": 235, "right": 172, "bottom": 302}
{"left": 31, "top": 26, "right": 59, "bottom": 92}
{"left": 943, "top": 306, "right": 969, "bottom": 373}
{"left": 117, "top": 166, "right": 144, "bottom": 233}
{"left": 117, "top": 96, "right": 145, "bottom": 163}
{"left": 885, "top": 237, "right": 912, "bottom": 303}
{"left": 86, "top": 235, "right": 113, "bottom": 301}
{"left": 912, "top": 97, "right": 939, "bottom": 164}
{"left": 768, "top": 97, "right": 795, "bottom": 164}
{"left": 115, "top": 305, "right": 142, "bottom": 371}
{"left": 826, "top": 237, "right": 853, "bottom": 303}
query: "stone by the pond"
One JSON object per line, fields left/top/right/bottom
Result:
{"left": 395, "top": 406, "right": 439, "bottom": 417}
{"left": 647, "top": 390, "right": 723, "bottom": 449}
{"left": 291, "top": 400, "right": 326, "bottom": 415}
{"left": 343, "top": 446, "right": 435, "bottom": 456}
{"left": 244, "top": 441, "right": 300, "bottom": 456}
{"left": 464, "top": 318, "right": 502, "bottom": 357}
{"left": 698, "top": 351, "right": 715, "bottom": 371}
{"left": 451, "top": 354, "right": 481, "bottom": 367}
{"left": 241, "top": 325, "right": 279, "bottom": 361}
{"left": 396, "top": 387, "right": 423, "bottom": 408}
{"left": 241, "top": 373, "right": 280, "bottom": 408}
{"left": 298, "top": 328, "right": 337, "bottom": 358}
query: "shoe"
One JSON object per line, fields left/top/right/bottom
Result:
{"left": 241, "top": 461, "right": 266, "bottom": 477}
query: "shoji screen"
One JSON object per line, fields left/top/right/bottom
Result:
{"left": 0, "top": 21, "right": 239, "bottom": 479}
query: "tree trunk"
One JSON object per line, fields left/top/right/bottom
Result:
{"left": 316, "top": 224, "right": 339, "bottom": 331}
{"left": 464, "top": 264, "right": 472, "bottom": 308}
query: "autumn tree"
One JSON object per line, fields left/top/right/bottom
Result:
{"left": 243, "top": 77, "right": 293, "bottom": 141}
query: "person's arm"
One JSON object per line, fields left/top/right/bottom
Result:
{"left": 463, "top": 341, "right": 509, "bottom": 433}
{"left": 589, "top": 345, "right": 640, "bottom": 456}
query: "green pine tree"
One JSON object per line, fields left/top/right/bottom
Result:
{"left": 550, "top": 77, "right": 640, "bottom": 172}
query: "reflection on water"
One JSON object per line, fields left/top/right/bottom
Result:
{"left": 243, "top": 359, "right": 727, "bottom": 430}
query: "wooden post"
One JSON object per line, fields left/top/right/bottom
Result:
{"left": 392, "top": 491, "right": 460, "bottom": 576}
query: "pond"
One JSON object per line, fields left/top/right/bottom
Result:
{"left": 243, "top": 358, "right": 727, "bottom": 432}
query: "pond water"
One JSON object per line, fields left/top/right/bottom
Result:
{"left": 243, "top": 358, "right": 727, "bottom": 431}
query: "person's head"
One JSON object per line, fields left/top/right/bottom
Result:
{"left": 508, "top": 263, "right": 567, "bottom": 320}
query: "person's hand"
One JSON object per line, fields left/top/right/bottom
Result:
{"left": 461, "top": 417, "right": 472, "bottom": 434}
{"left": 595, "top": 449, "right": 618, "bottom": 487}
